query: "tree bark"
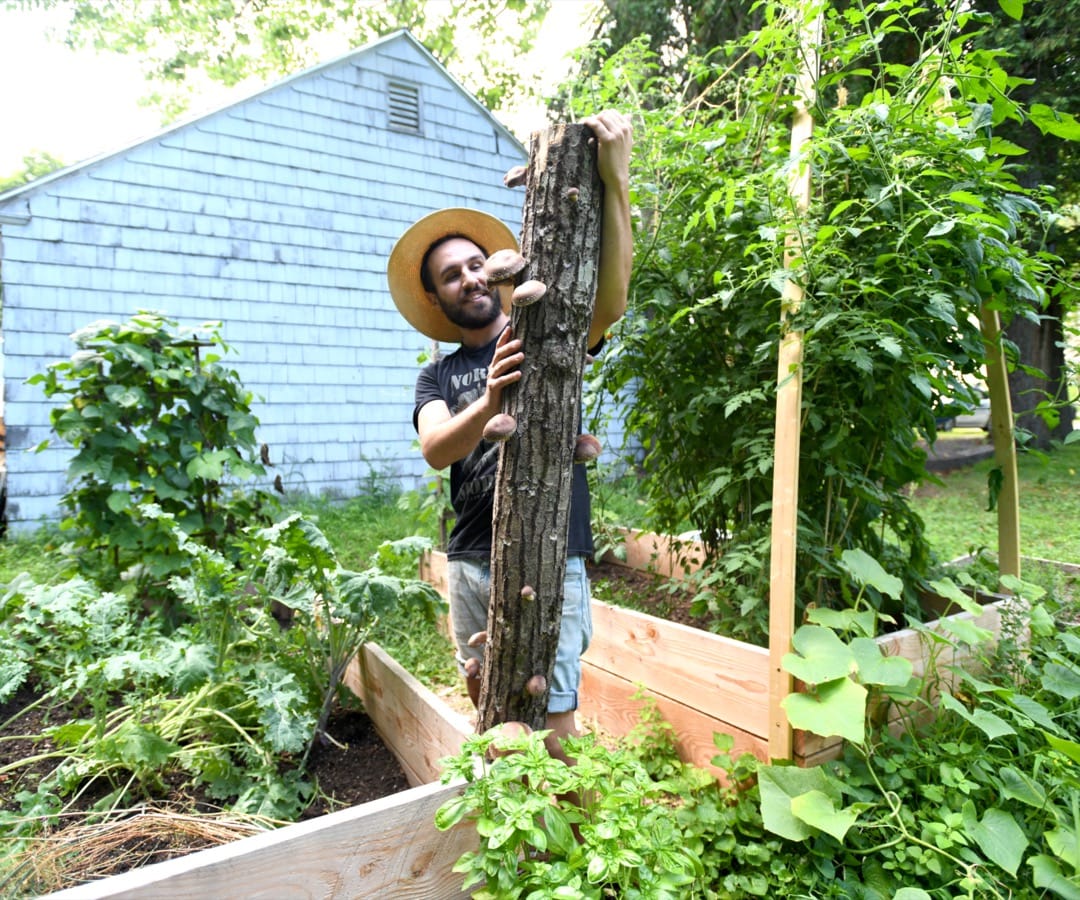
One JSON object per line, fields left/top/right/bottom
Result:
{"left": 477, "top": 124, "right": 604, "bottom": 732}
{"left": 1005, "top": 292, "right": 1076, "bottom": 449}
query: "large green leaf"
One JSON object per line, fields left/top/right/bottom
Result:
{"left": 1029, "top": 104, "right": 1080, "bottom": 141}
{"left": 782, "top": 677, "right": 867, "bottom": 744}
{"left": 1043, "top": 662, "right": 1080, "bottom": 701}
{"left": 941, "top": 692, "right": 1016, "bottom": 740}
{"left": 106, "top": 490, "right": 132, "bottom": 513}
{"left": 839, "top": 548, "right": 904, "bottom": 600}
{"left": 1030, "top": 855, "right": 1080, "bottom": 900}
{"left": 186, "top": 449, "right": 235, "bottom": 481}
{"left": 939, "top": 616, "right": 993, "bottom": 647}
{"left": 104, "top": 384, "right": 147, "bottom": 408}
{"left": 783, "top": 625, "right": 855, "bottom": 684}
{"left": 758, "top": 764, "right": 844, "bottom": 841}
{"left": 926, "top": 579, "right": 983, "bottom": 616}
{"left": 997, "top": 766, "right": 1048, "bottom": 808}
{"left": 110, "top": 725, "right": 181, "bottom": 768}
{"left": 805, "top": 606, "right": 877, "bottom": 638}
{"left": 251, "top": 671, "right": 316, "bottom": 755}
{"left": 850, "top": 637, "right": 913, "bottom": 687}
{"left": 962, "top": 802, "right": 1026, "bottom": 876}
{"left": 1045, "top": 734, "right": 1080, "bottom": 760}
{"left": 790, "top": 789, "right": 859, "bottom": 841}
{"left": 1046, "top": 827, "right": 1080, "bottom": 870}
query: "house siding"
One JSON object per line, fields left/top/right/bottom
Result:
{"left": 0, "top": 32, "right": 528, "bottom": 530}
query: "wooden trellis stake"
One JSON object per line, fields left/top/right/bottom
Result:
{"left": 768, "top": 12, "right": 822, "bottom": 762}
{"left": 980, "top": 307, "right": 1021, "bottom": 581}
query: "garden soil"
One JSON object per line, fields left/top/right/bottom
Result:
{"left": 0, "top": 685, "right": 410, "bottom": 890}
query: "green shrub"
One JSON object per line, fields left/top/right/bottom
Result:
{"left": 574, "top": 0, "right": 1064, "bottom": 637}
{"left": 29, "top": 311, "right": 278, "bottom": 604}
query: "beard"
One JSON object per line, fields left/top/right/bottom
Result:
{"left": 438, "top": 288, "right": 503, "bottom": 331}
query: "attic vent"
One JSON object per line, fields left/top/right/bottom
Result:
{"left": 387, "top": 81, "right": 421, "bottom": 134}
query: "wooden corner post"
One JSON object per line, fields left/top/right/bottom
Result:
{"left": 769, "top": 11, "right": 822, "bottom": 762}
{"left": 477, "top": 124, "right": 604, "bottom": 732}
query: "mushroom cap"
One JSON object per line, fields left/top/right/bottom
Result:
{"left": 574, "top": 434, "right": 602, "bottom": 463}
{"left": 511, "top": 279, "right": 547, "bottom": 307}
{"left": 484, "top": 248, "right": 527, "bottom": 284}
{"left": 503, "top": 165, "right": 528, "bottom": 188}
{"left": 483, "top": 413, "right": 517, "bottom": 442}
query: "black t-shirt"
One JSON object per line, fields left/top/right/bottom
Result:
{"left": 413, "top": 335, "right": 594, "bottom": 561}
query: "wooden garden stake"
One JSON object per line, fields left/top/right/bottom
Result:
{"left": 979, "top": 307, "right": 1021, "bottom": 581}
{"left": 768, "top": 14, "right": 822, "bottom": 762}
{"left": 932, "top": 60, "right": 1021, "bottom": 585}
{"left": 477, "top": 123, "right": 604, "bottom": 733}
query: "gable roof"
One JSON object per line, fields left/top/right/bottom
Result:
{"left": 0, "top": 29, "right": 525, "bottom": 207}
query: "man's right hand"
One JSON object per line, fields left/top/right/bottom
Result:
{"left": 483, "top": 325, "right": 524, "bottom": 416}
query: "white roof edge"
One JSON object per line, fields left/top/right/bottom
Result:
{"left": 0, "top": 29, "right": 526, "bottom": 207}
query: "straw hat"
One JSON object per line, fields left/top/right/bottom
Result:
{"left": 386, "top": 208, "right": 519, "bottom": 343}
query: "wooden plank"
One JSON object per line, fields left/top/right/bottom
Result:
{"left": 586, "top": 599, "right": 770, "bottom": 739}
{"left": 420, "top": 549, "right": 450, "bottom": 598}
{"left": 579, "top": 662, "right": 768, "bottom": 779}
{"left": 980, "top": 306, "right": 1021, "bottom": 581}
{"left": 601, "top": 528, "right": 704, "bottom": 578}
{"left": 769, "top": 10, "right": 822, "bottom": 764}
{"left": 42, "top": 780, "right": 475, "bottom": 900}
{"left": 343, "top": 643, "right": 473, "bottom": 787}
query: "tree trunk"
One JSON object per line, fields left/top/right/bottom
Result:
{"left": 477, "top": 124, "right": 604, "bottom": 732}
{"left": 1005, "top": 291, "right": 1076, "bottom": 449}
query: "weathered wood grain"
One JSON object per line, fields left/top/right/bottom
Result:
{"left": 43, "top": 780, "right": 475, "bottom": 900}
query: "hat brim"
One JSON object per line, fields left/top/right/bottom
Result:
{"left": 387, "top": 208, "right": 519, "bottom": 343}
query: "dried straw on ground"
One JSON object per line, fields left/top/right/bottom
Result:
{"left": 0, "top": 805, "right": 273, "bottom": 896}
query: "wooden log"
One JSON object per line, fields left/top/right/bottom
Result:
{"left": 480, "top": 122, "right": 604, "bottom": 731}
{"left": 42, "top": 780, "right": 475, "bottom": 900}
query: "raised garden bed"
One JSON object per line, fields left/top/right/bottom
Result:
{"left": 41, "top": 643, "right": 476, "bottom": 900}
{"left": 421, "top": 534, "right": 1034, "bottom": 773}
{"left": 43, "top": 536, "right": 1071, "bottom": 898}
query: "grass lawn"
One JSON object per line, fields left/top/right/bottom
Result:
{"left": 911, "top": 435, "right": 1080, "bottom": 564}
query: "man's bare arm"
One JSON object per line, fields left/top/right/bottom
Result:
{"left": 417, "top": 327, "right": 523, "bottom": 470}
{"left": 583, "top": 110, "right": 633, "bottom": 349}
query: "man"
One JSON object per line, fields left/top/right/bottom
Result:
{"left": 386, "top": 110, "right": 632, "bottom": 757}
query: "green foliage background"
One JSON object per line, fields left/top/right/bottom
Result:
{"left": 573, "top": 0, "right": 1075, "bottom": 641}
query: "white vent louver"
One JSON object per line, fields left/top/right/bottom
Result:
{"left": 387, "top": 81, "right": 421, "bottom": 133}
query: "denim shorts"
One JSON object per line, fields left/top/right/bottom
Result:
{"left": 447, "top": 555, "right": 593, "bottom": 714}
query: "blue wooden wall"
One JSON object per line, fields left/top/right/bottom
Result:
{"left": 0, "top": 31, "right": 532, "bottom": 529}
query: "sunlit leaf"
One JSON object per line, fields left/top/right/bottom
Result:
{"left": 783, "top": 677, "right": 867, "bottom": 743}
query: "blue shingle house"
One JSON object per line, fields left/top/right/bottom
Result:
{"left": 0, "top": 30, "right": 529, "bottom": 531}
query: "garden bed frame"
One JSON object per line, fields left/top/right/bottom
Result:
{"left": 43, "top": 644, "right": 476, "bottom": 900}
{"left": 422, "top": 537, "right": 1021, "bottom": 773}
{"left": 45, "top": 535, "right": 1071, "bottom": 898}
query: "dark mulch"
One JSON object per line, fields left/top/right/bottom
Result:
{"left": 299, "top": 705, "right": 410, "bottom": 820}
{"left": 587, "top": 559, "right": 699, "bottom": 626}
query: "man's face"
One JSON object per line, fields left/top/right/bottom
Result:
{"left": 425, "top": 237, "right": 502, "bottom": 331}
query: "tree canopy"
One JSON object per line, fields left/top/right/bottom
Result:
{"left": 5, "top": 0, "right": 552, "bottom": 123}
